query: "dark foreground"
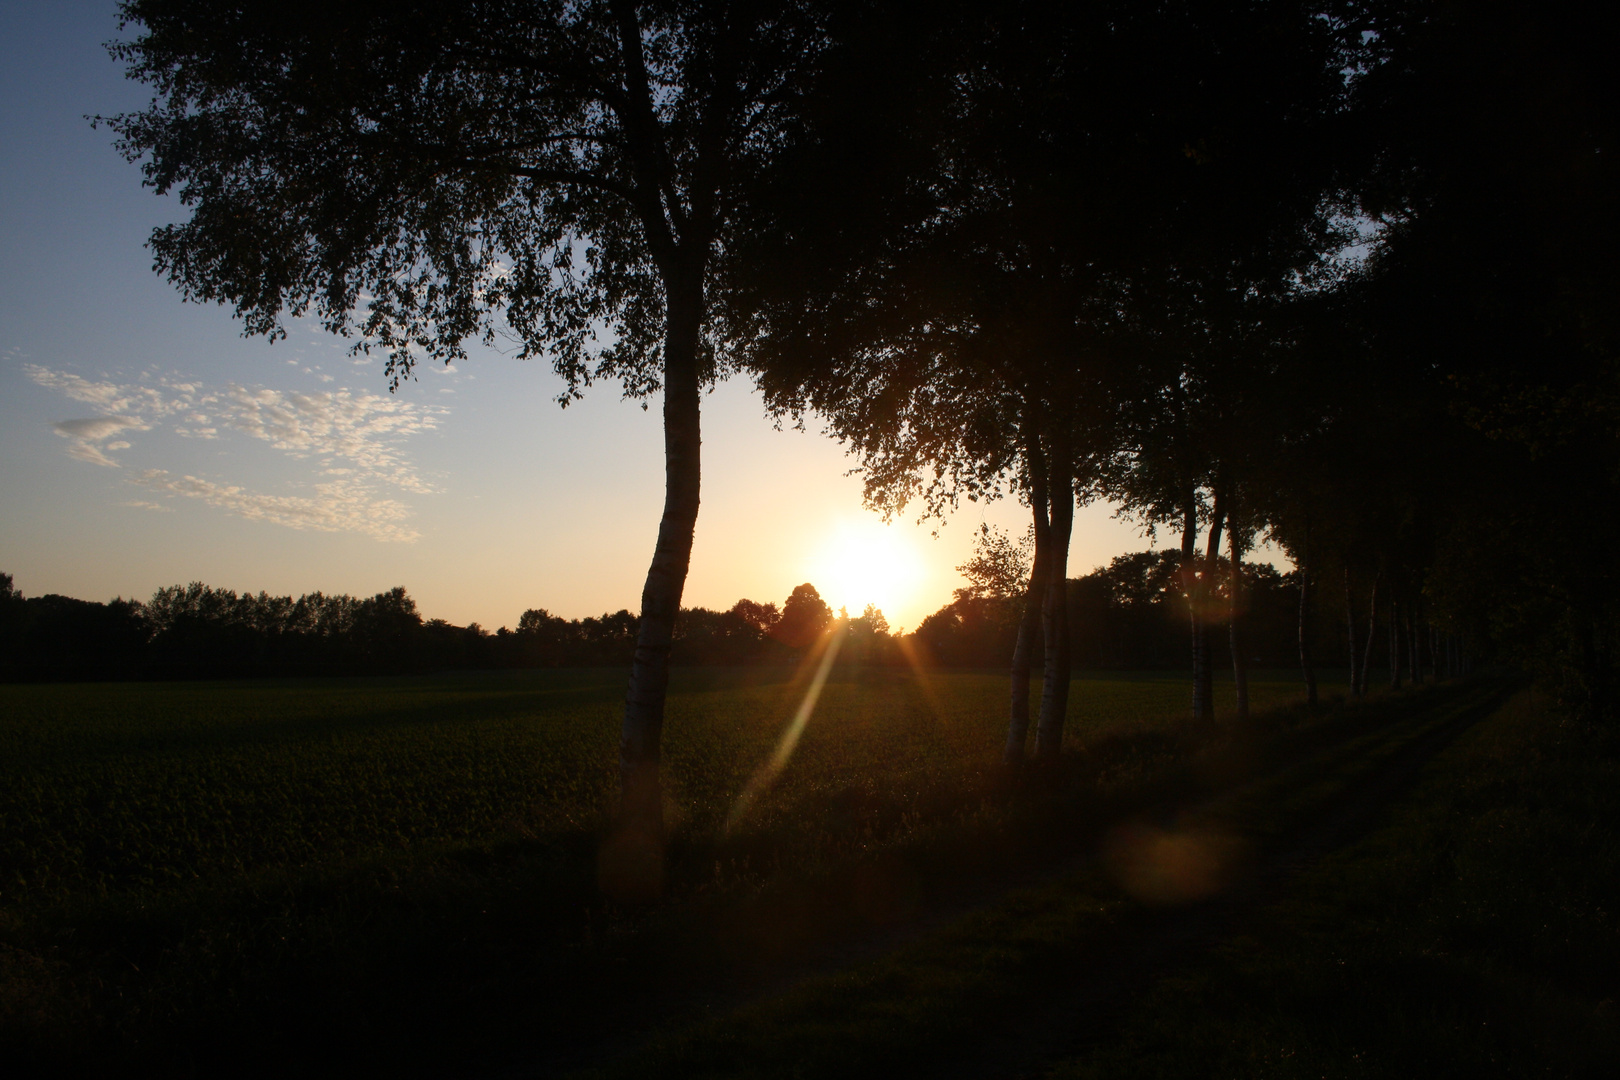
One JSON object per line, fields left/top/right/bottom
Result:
{"left": 601, "top": 683, "right": 1619, "bottom": 1079}
{"left": 1, "top": 672, "right": 1611, "bottom": 1076}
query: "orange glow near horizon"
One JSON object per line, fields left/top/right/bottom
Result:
{"left": 804, "top": 518, "right": 926, "bottom": 626}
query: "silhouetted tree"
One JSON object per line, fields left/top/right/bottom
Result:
{"left": 726, "top": 598, "right": 780, "bottom": 638}
{"left": 103, "top": 0, "right": 871, "bottom": 854}
{"left": 773, "top": 583, "right": 832, "bottom": 649}
{"left": 0, "top": 575, "right": 150, "bottom": 682}
{"left": 955, "top": 525, "right": 1031, "bottom": 603}
{"left": 731, "top": 0, "right": 1360, "bottom": 742}
{"left": 1348, "top": 0, "right": 1620, "bottom": 718}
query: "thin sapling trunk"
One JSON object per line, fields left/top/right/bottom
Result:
{"left": 1408, "top": 606, "right": 1422, "bottom": 685}
{"left": 1228, "top": 496, "right": 1249, "bottom": 721}
{"left": 1389, "top": 598, "right": 1403, "bottom": 690}
{"left": 1034, "top": 452, "right": 1075, "bottom": 760}
{"left": 605, "top": 275, "right": 704, "bottom": 902}
{"left": 1297, "top": 523, "right": 1318, "bottom": 708}
{"left": 1345, "top": 566, "right": 1362, "bottom": 699}
{"left": 1359, "top": 571, "right": 1380, "bottom": 697}
{"left": 1183, "top": 493, "right": 1204, "bottom": 719}
{"left": 1005, "top": 424, "right": 1051, "bottom": 764}
{"left": 1197, "top": 488, "right": 1226, "bottom": 721}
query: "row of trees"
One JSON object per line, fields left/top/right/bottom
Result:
{"left": 918, "top": 532, "right": 1472, "bottom": 682}
{"left": 0, "top": 573, "right": 863, "bottom": 680}
{"left": 106, "top": 0, "right": 1617, "bottom": 855}
{"left": 5, "top": 550, "right": 1458, "bottom": 682}
{"left": 725, "top": 0, "right": 1613, "bottom": 750}
{"left": 920, "top": 547, "right": 1294, "bottom": 672}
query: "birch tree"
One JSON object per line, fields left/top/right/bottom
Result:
{"left": 104, "top": 0, "right": 839, "bottom": 892}
{"left": 730, "top": 0, "right": 1354, "bottom": 737}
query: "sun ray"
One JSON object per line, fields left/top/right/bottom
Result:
{"left": 725, "top": 624, "right": 845, "bottom": 833}
{"left": 895, "top": 632, "right": 948, "bottom": 722}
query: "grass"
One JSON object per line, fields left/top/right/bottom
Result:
{"left": 1046, "top": 686, "right": 1620, "bottom": 1079}
{"left": 0, "top": 668, "right": 1310, "bottom": 906}
{"left": 588, "top": 682, "right": 1616, "bottom": 1080}
{"left": 582, "top": 680, "right": 1505, "bottom": 1078}
{"left": 1, "top": 665, "right": 1327, "bottom": 1073}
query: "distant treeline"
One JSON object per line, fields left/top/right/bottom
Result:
{"left": 2, "top": 554, "right": 1332, "bottom": 682}
{"left": 0, "top": 573, "right": 868, "bottom": 680}
{"left": 913, "top": 550, "right": 1330, "bottom": 671}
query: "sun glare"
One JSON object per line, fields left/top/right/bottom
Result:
{"left": 808, "top": 519, "right": 924, "bottom": 622}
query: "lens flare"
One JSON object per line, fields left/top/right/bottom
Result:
{"left": 725, "top": 625, "right": 844, "bottom": 833}
{"left": 895, "top": 631, "right": 947, "bottom": 722}
{"left": 1102, "top": 821, "right": 1249, "bottom": 905}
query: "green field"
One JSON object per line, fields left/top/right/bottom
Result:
{"left": 586, "top": 683, "right": 1617, "bottom": 1079}
{"left": 0, "top": 668, "right": 1315, "bottom": 906}
{"left": 1, "top": 667, "right": 1344, "bottom": 1073}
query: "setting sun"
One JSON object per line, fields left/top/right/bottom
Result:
{"left": 807, "top": 519, "right": 925, "bottom": 624}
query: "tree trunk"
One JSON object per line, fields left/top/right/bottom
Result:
{"left": 1297, "top": 524, "right": 1318, "bottom": 708}
{"left": 1034, "top": 447, "right": 1075, "bottom": 759}
{"left": 1228, "top": 495, "right": 1249, "bottom": 720}
{"left": 1345, "top": 567, "right": 1362, "bottom": 699}
{"left": 1196, "top": 488, "right": 1226, "bottom": 721}
{"left": 1408, "top": 605, "right": 1422, "bottom": 685}
{"left": 608, "top": 275, "right": 703, "bottom": 901}
{"left": 1389, "top": 599, "right": 1403, "bottom": 690}
{"left": 1004, "top": 428, "right": 1051, "bottom": 765}
{"left": 1359, "top": 571, "right": 1380, "bottom": 696}
{"left": 1578, "top": 606, "right": 1607, "bottom": 723}
{"left": 1004, "top": 545, "right": 1045, "bottom": 764}
{"left": 1183, "top": 493, "right": 1204, "bottom": 719}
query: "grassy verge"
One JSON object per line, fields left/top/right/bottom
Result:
{"left": 590, "top": 681, "right": 1562, "bottom": 1079}
{"left": 1048, "top": 686, "right": 1620, "bottom": 1079}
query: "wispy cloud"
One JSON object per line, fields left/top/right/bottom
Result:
{"left": 28, "top": 368, "right": 178, "bottom": 416}
{"left": 25, "top": 364, "right": 445, "bottom": 542}
{"left": 52, "top": 416, "right": 149, "bottom": 440}
{"left": 131, "top": 470, "right": 419, "bottom": 542}
{"left": 51, "top": 415, "right": 150, "bottom": 466}
{"left": 207, "top": 384, "right": 441, "bottom": 492}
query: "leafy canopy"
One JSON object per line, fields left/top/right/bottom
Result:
{"left": 104, "top": 0, "right": 829, "bottom": 396}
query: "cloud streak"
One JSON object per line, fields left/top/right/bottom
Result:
{"left": 131, "top": 470, "right": 419, "bottom": 542}
{"left": 207, "top": 385, "right": 441, "bottom": 492}
{"left": 50, "top": 415, "right": 151, "bottom": 466}
{"left": 25, "top": 364, "right": 444, "bottom": 541}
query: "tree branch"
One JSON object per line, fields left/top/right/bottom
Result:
{"left": 611, "top": 0, "right": 686, "bottom": 248}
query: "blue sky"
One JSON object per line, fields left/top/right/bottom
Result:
{"left": 0, "top": 2, "right": 1184, "bottom": 633}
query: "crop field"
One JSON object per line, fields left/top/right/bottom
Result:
{"left": 0, "top": 667, "right": 1321, "bottom": 1072}
{"left": 0, "top": 668, "right": 1316, "bottom": 906}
